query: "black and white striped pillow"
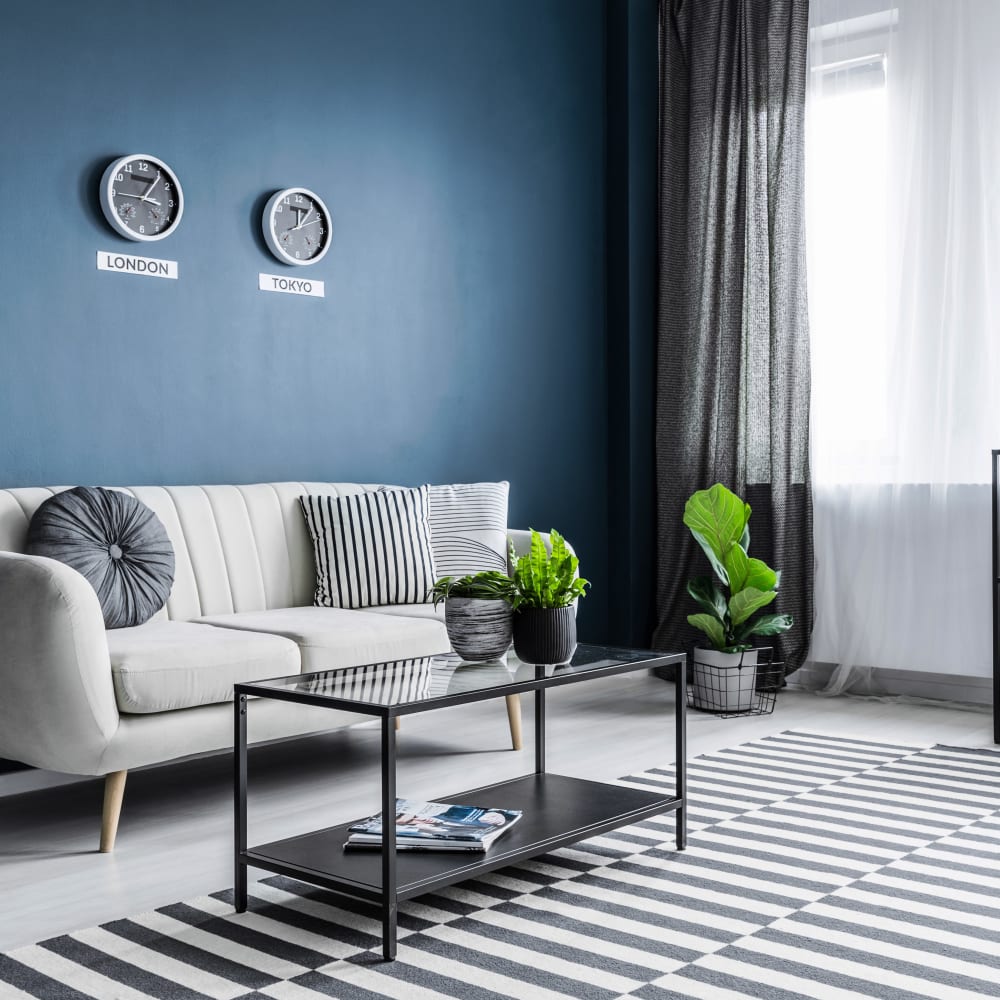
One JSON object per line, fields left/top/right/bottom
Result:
{"left": 426, "top": 481, "right": 509, "bottom": 578}
{"left": 299, "top": 487, "right": 437, "bottom": 609}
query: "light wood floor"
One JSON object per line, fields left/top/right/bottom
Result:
{"left": 0, "top": 674, "right": 992, "bottom": 952}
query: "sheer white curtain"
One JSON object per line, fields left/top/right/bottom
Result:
{"left": 806, "top": 0, "right": 1000, "bottom": 689}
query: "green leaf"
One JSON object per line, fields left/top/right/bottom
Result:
{"left": 689, "top": 530, "right": 731, "bottom": 586}
{"left": 683, "top": 484, "right": 750, "bottom": 584}
{"left": 510, "top": 528, "right": 588, "bottom": 609}
{"left": 687, "top": 577, "right": 727, "bottom": 622}
{"left": 723, "top": 541, "right": 777, "bottom": 596}
{"left": 687, "top": 613, "right": 726, "bottom": 650}
{"left": 747, "top": 613, "right": 793, "bottom": 636}
{"left": 743, "top": 556, "right": 777, "bottom": 592}
{"left": 729, "top": 586, "right": 777, "bottom": 626}
{"left": 723, "top": 541, "right": 750, "bottom": 592}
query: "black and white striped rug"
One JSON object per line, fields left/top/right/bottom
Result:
{"left": 3, "top": 730, "right": 1000, "bottom": 1000}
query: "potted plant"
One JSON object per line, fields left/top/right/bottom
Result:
{"left": 684, "top": 483, "right": 792, "bottom": 713}
{"left": 430, "top": 570, "right": 515, "bottom": 661}
{"left": 509, "top": 529, "right": 589, "bottom": 664}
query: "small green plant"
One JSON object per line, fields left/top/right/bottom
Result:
{"left": 684, "top": 483, "right": 792, "bottom": 652}
{"left": 508, "top": 529, "right": 589, "bottom": 610}
{"left": 429, "top": 570, "right": 515, "bottom": 608}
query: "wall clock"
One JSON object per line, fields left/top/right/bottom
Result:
{"left": 262, "top": 188, "right": 332, "bottom": 266}
{"left": 100, "top": 154, "right": 184, "bottom": 242}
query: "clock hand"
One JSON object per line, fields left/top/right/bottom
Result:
{"left": 142, "top": 171, "right": 162, "bottom": 200}
{"left": 293, "top": 216, "right": 320, "bottom": 230}
{"left": 128, "top": 172, "right": 162, "bottom": 204}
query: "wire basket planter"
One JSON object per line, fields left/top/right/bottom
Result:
{"left": 688, "top": 646, "right": 783, "bottom": 718}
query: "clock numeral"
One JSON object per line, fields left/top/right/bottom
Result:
{"left": 138, "top": 161, "right": 149, "bottom": 171}
{"left": 164, "top": 182, "right": 171, "bottom": 190}
{"left": 124, "top": 164, "right": 132, "bottom": 173}
{"left": 275, "top": 204, "right": 283, "bottom": 213}
{"left": 168, "top": 200, "right": 174, "bottom": 207}
{"left": 295, "top": 251, "right": 301, "bottom": 258}
{"left": 116, "top": 173, "right": 124, "bottom": 182}
{"left": 283, "top": 197, "right": 290, "bottom": 205}
{"left": 294, "top": 194, "right": 304, "bottom": 203}
{"left": 139, "top": 225, "right": 145, "bottom": 234}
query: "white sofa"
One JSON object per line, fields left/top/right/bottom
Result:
{"left": 0, "top": 482, "right": 533, "bottom": 851}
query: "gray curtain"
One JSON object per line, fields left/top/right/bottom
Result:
{"left": 652, "top": 0, "right": 814, "bottom": 672}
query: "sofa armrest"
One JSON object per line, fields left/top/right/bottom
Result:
{"left": 0, "top": 552, "right": 118, "bottom": 774}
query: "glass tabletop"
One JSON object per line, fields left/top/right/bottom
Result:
{"left": 238, "top": 643, "right": 682, "bottom": 714}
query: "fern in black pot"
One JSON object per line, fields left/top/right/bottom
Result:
{"left": 509, "top": 529, "right": 589, "bottom": 664}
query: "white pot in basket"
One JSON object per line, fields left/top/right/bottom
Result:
{"left": 691, "top": 647, "right": 759, "bottom": 714}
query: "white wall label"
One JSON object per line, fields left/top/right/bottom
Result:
{"left": 97, "top": 251, "right": 178, "bottom": 279}
{"left": 258, "top": 273, "right": 324, "bottom": 298}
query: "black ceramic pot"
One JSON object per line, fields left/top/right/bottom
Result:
{"left": 512, "top": 606, "right": 577, "bottom": 664}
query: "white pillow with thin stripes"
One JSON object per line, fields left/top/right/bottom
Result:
{"left": 299, "top": 487, "right": 437, "bottom": 609}
{"left": 426, "top": 481, "right": 509, "bottom": 579}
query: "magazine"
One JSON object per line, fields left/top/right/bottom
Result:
{"left": 345, "top": 798, "right": 522, "bottom": 851}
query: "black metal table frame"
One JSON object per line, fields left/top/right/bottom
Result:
{"left": 234, "top": 650, "right": 687, "bottom": 960}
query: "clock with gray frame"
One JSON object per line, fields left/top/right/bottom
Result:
{"left": 262, "top": 188, "right": 332, "bottom": 266}
{"left": 100, "top": 154, "right": 184, "bottom": 241}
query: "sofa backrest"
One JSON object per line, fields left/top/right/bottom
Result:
{"left": 0, "top": 483, "right": 381, "bottom": 621}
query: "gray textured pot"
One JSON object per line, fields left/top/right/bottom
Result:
{"left": 445, "top": 596, "right": 513, "bottom": 661}
{"left": 512, "top": 606, "right": 577, "bottom": 664}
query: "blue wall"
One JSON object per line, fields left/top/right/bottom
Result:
{"left": 0, "top": 0, "right": 610, "bottom": 634}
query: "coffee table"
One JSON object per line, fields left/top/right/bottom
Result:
{"left": 234, "top": 644, "right": 687, "bottom": 960}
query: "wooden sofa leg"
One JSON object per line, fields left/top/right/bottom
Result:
{"left": 505, "top": 694, "right": 523, "bottom": 751}
{"left": 394, "top": 717, "right": 401, "bottom": 731}
{"left": 100, "top": 770, "right": 127, "bottom": 853}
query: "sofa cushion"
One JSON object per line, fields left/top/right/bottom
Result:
{"left": 299, "top": 486, "right": 437, "bottom": 609}
{"left": 426, "top": 482, "right": 509, "bottom": 578}
{"left": 364, "top": 602, "right": 446, "bottom": 623}
{"left": 108, "top": 621, "right": 300, "bottom": 714}
{"left": 26, "top": 487, "right": 175, "bottom": 629}
{"left": 196, "top": 606, "right": 450, "bottom": 672}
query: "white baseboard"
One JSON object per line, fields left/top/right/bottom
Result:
{"left": 789, "top": 661, "right": 994, "bottom": 706}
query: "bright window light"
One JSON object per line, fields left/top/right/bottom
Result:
{"left": 806, "top": 73, "right": 888, "bottom": 483}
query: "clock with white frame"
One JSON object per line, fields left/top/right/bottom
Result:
{"left": 100, "top": 153, "right": 184, "bottom": 241}
{"left": 262, "top": 188, "right": 332, "bottom": 266}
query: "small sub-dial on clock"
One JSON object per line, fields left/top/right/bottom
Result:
{"left": 147, "top": 205, "right": 167, "bottom": 227}
{"left": 118, "top": 202, "right": 137, "bottom": 221}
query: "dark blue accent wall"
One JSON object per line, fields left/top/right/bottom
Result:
{"left": 0, "top": 0, "right": 611, "bottom": 634}
{"left": 606, "top": 0, "right": 658, "bottom": 646}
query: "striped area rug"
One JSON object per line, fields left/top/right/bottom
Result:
{"left": 2, "top": 730, "right": 1000, "bottom": 1000}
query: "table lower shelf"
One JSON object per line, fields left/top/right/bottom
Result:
{"left": 243, "top": 772, "right": 681, "bottom": 902}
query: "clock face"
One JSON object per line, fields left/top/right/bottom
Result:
{"left": 100, "top": 154, "right": 184, "bottom": 241}
{"left": 263, "top": 188, "right": 332, "bottom": 266}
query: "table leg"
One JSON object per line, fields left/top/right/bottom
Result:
{"left": 675, "top": 658, "right": 687, "bottom": 850}
{"left": 234, "top": 694, "right": 248, "bottom": 911}
{"left": 535, "top": 687, "right": 546, "bottom": 774}
{"left": 381, "top": 716, "right": 398, "bottom": 960}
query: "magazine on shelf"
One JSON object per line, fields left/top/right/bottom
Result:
{"left": 345, "top": 798, "right": 522, "bottom": 851}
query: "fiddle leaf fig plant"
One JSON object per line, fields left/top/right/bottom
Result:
{"left": 684, "top": 484, "right": 792, "bottom": 652}
{"left": 508, "top": 529, "right": 589, "bottom": 610}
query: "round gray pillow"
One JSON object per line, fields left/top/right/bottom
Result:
{"left": 27, "top": 487, "right": 175, "bottom": 629}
